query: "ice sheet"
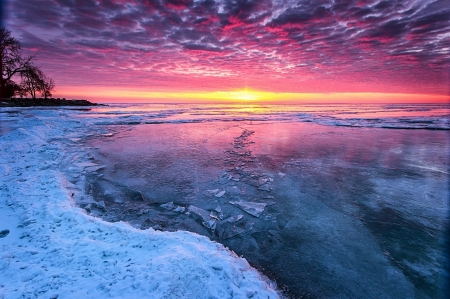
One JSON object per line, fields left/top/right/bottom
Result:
{"left": 62, "top": 103, "right": 450, "bottom": 130}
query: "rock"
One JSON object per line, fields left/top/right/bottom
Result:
{"left": 0, "top": 98, "right": 99, "bottom": 107}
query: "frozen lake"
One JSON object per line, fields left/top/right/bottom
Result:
{"left": 3, "top": 103, "right": 445, "bottom": 298}
{"left": 57, "top": 103, "right": 448, "bottom": 298}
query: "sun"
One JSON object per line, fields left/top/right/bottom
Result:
{"left": 228, "top": 89, "right": 263, "bottom": 101}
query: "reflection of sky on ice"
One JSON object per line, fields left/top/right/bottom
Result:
{"left": 69, "top": 103, "right": 450, "bottom": 130}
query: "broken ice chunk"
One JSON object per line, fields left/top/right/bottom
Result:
{"left": 84, "top": 165, "right": 105, "bottom": 172}
{"left": 210, "top": 213, "right": 220, "bottom": 220}
{"left": 215, "top": 190, "right": 226, "bottom": 198}
{"left": 258, "top": 178, "right": 267, "bottom": 186}
{"left": 214, "top": 206, "right": 222, "bottom": 213}
{"left": 94, "top": 201, "right": 106, "bottom": 211}
{"left": 219, "top": 176, "right": 229, "bottom": 185}
{"left": 75, "top": 162, "right": 99, "bottom": 168}
{"left": 173, "top": 206, "right": 185, "bottom": 213}
{"left": 205, "top": 189, "right": 219, "bottom": 196}
{"left": 202, "top": 219, "right": 217, "bottom": 230}
{"left": 160, "top": 202, "right": 175, "bottom": 210}
{"left": 219, "top": 224, "right": 245, "bottom": 239}
{"left": 278, "top": 172, "right": 286, "bottom": 177}
{"left": 219, "top": 220, "right": 255, "bottom": 239}
{"left": 258, "top": 184, "right": 271, "bottom": 192}
{"left": 225, "top": 214, "right": 243, "bottom": 223}
{"left": 227, "top": 186, "right": 240, "bottom": 194}
{"left": 188, "top": 205, "right": 210, "bottom": 222}
{"left": 229, "top": 201, "right": 267, "bottom": 217}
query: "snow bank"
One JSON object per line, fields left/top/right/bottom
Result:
{"left": 0, "top": 111, "right": 279, "bottom": 299}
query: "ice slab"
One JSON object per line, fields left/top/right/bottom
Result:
{"left": 204, "top": 189, "right": 219, "bottom": 196}
{"left": 215, "top": 190, "right": 226, "bottom": 197}
{"left": 219, "top": 220, "right": 255, "bottom": 239}
{"left": 75, "top": 162, "right": 99, "bottom": 167}
{"left": 160, "top": 202, "right": 175, "bottom": 210}
{"left": 229, "top": 201, "right": 267, "bottom": 217}
{"left": 188, "top": 205, "right": 211, "bottom": 222}
{"left": 85, "top": 165, "right": 105, "bottom": 172}
{"left": 225, "top": 214, "right": 243, "bottom": 223}
{"left": 173, "top": 206, "right": 185, "bottom": 213}
{"left": 258, "top": 184, "right": 271, "bottom": 192}
{"left": 202, "top": 219, "right": 217, "bottom": 230}
{"left": 220, "top": 225, "right": 245, "bottom": 239}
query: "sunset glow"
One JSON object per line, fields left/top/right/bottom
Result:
{"left": 58, "top": 86, "right": 449, "bottom": 104}
{"left": 4, "top": 0, "right": 449, "bottom": 103}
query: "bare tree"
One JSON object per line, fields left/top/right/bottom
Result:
{"left": 0, "top": 27, "right": 33, "bottom": 98}
{"left": 4, "top": 79, "right": 21, "bottom": 97}
{"left": 41, "top": 75, "right": 54, "bottom": 98}
{"left": 20, "top": 65, "right": 44, "bottom": 99}
{"left": 0, "top": 27, "right": 55, "bottom": 98}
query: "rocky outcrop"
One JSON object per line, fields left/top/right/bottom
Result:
{"left": 0, "top": 98, "right": 101, "bottom": 107}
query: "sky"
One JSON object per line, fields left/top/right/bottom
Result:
{"left": 4, "top": 0, "right": 450, "bottom": 103}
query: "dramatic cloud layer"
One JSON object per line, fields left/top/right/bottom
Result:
{"left": 5, "top": 0, "right": 450, "bottom": 96}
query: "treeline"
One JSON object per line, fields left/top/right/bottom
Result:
{"left": 1, "top": 27, "right": 55, "bottom": 99}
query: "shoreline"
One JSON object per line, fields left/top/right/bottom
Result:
{"left": 0, "top": 109, "right": 279, "bottom": 298}
{"left": 0, "top": 98, "right": 102, "bottom": 107}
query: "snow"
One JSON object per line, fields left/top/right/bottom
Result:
{"left": 0, "top": 109, "right": 279, "bottom": 299}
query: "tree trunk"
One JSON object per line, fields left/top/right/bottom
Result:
{"left": 0, "top": 78, "right": 5, "bottom": 98}
{"left": 0, "top": 56, "right": 5, "bottom": 98}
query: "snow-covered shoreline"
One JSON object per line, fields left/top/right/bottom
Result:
{"left": 0, "top": 110, "right": 279, "bottom": 298}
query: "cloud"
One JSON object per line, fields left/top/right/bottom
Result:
{"left": 5, "top": 0, "right": 449, "bottom": 94}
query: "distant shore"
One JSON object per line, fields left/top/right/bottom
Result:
{"left": 0, "top": 98, "right": 102, "bottom": 107}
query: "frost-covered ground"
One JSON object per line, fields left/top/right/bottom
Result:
{"left": 0, "top": 109, "right": 279, "bottom": 299}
